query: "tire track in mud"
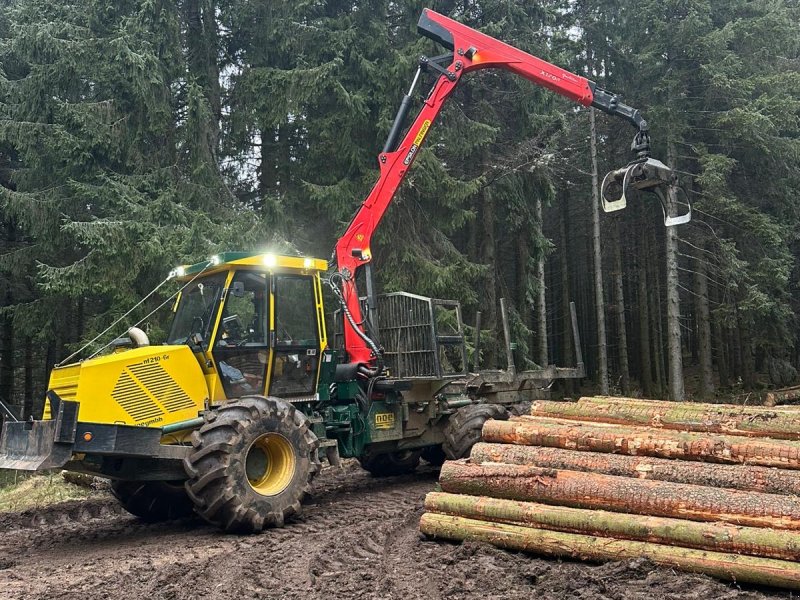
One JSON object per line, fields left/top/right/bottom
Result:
{"left": 0, "top": 462, "right": 792, "bottom": 600}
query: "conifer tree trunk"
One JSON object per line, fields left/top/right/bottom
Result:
{"left": 712, "top": 303, "right": 730, "bottom": 390}
{"left": 0, "top": 289, "right": 14, "bottom": 406}
{"left": 23, "top": 337, "right": 33, "bottom": 420}
{"left": 665, "top": 142, "right": 685, "bottom": 400}
{"left": 42, "top": 339, "right": 56, "bottom": 417}
{"left": 559, "top": 201, "right": 574, "bottom": 395}
{"left": 589, "top": 108, "right": 608, "bottom": 394}
{"left": 694, "top": 252, "right": 715, "bottom": 397}
{"left": 648, "top": 237, "right": 665, "bottom": 396}
{"left": 535, "top": 194, "right": 548, "bottom": 366}
{"left": 613, "top": 221, "right": 630, "bottom": 394}
{"left": 481, "top": 191, "right": 498, "bottom": 368}
{"left": 185, "top": 0, "right": 221, "bottom": 151}
{"left": 516, "top": 232, "right": 532, "bottom": 357}
{"left": 637, "top": 235, "right": 653, "bottom": 397}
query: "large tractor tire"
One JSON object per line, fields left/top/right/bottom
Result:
{"left": 421, "top": 445, "right": 447, "bottom": 466}
{"left": 111, "top": 480, "right": 195, "bottom": 522}
{"left": 442, "top": 403, "right": 508, "bottom": 460}
{"left": 358, "top": 449, "right": 422, "bottom": 477}
{"left": 183, "top": 395, "right": 320, "bottom": 533}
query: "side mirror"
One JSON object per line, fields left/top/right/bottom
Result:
{"left": 230, "top": 281, "right": 246, "bottom": 297}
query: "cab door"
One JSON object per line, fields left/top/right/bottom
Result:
{"left": 269, "top": 274, "right": 322, "bottom": 399}
{"left": 211, "top": 270, "right": 270, "bottom": 399}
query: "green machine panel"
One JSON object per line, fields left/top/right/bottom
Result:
{"left": 366, "top": 401, "right": 403, "bottom": 442}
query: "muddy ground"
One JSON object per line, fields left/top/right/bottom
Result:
{"left": 0, "top": 463, "right": 793, "bottom": 600}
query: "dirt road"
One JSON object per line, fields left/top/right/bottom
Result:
{"left": 0, "top": 463, "right": 791, "bottom": 600}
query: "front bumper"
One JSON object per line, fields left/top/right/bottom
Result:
{"left": 0, "top": 392, "right": 188, "bottom": 472}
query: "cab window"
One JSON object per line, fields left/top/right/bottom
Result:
{"left": 167, "top": 274, "right": 226, "bottom": 348}
{"left": 270, "top": 275, "right": 319, "bottom": 397}
{"left": 212, "top": 271, "right": 269, "bottom": 398}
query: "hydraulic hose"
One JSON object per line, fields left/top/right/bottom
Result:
{"left": 327, "top": 272, "right": 385, "bottom": 377}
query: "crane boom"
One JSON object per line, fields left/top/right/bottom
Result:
{"left": 333, "top": 9, "right": 681, "bottom": 369}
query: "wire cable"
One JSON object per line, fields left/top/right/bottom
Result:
{"left": 60, "top": 262, "right": 214, "bottom": 366}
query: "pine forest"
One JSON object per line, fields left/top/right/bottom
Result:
{"left": 1, "top": 0, "right": 798, "bottom": 420}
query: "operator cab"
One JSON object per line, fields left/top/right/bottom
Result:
{"left": 168, "top": 252, "right": 328, "bottom": 403}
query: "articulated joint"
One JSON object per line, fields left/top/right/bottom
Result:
{"left": 420, "top": 53, "right": 458, "bottom": 81}
{"left": 589, "top": 81, "right": 651, "bottom": 159}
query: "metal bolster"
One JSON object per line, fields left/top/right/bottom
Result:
{"left": 417, "top": 10, "right": 455, "bottom": 51}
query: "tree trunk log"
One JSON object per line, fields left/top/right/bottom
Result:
{"left": 482, "top": 416, "right": 800, "bottom": 469}
{"left": 470, "top": 442, "right": 800, "bottom": 495}
{"left": 579, "top": 395, "right": 800, "bottom": 413}
{"left": 424, "top": 492, "right": 800, "bottom": 560}
{"left": 438, "top": 460, "right": 800, "bottom": 529}
{"left": 419, "top": 513, "right": 800, "bottom": 590}
{"left": 765, "top": 385, "right": 800, "bottom": 407}
{"left": 529, "top": 398, "right": 800, "bottom": 440}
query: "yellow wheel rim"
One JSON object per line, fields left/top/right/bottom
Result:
{"left": 245, "top": 433, "right": 296, "bottom": 496}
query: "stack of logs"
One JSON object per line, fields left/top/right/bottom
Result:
{"left": 420, "top": 396, "right": 800, "bottom": 590}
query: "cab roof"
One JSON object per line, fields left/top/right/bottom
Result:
{"left": 173, "top": 252, "right": 328, "bottom": 281}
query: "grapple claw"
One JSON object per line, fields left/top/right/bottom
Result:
{"left": 600, "top": 158, "right": 691, "bottom": 226}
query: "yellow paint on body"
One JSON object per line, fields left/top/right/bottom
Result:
{"left": 46, "top": 345, "right": 206, "bottom": 427}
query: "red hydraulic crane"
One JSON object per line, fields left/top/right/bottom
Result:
{"left": 332, "top": 9, "right": 688, "bottom": 371}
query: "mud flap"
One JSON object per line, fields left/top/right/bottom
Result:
{"left": 0, "top": 395, "right": 78, "bottom": 471}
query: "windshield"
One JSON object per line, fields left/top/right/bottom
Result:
{"left": 167, "top": 274, "right": 226, "bottom": 347}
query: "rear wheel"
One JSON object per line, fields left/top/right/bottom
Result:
{"left": 183, "top": 395, "right": 320, "bottom": 533}
{"left": 111, "top": 480, "right": 195, "bottom": 522}
{"left": 421, "top": 445, "right": 447, "bottom": 466}
{"left": 358, "top": 449, "right": 422, "bottom": 477}
{"left": 442, "top": 403, "right": 508, "bottom": 460}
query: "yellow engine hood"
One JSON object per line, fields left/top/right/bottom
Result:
{"left": 47, "top": 345, "right": 208, "bottom": 427}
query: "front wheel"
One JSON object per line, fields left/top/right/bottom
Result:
{"left": 183, "top": 396, "right": 320, "bottom": 533}
{"left": 111, "top": 480, "right": 195, "bottom": 522}
{"left": 358, "top": 449, "right": 422, "bottom": 477}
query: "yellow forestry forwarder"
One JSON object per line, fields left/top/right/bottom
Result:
{"left": 1, "top": 11, "right": 686, "bottom": 533}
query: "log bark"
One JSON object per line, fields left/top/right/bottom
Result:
{"left": 482, "top": 416, "right": 800, "bottom": 469}
{"left": 579, "top": 395, "right": 800, "bottom": 414}
{"left": 424, "top": 492, "right": 800, "bottom": 560}
{"left": 419, "top": 513, "right": 800, "bottom": 590}
{"left": 438, "top": 460, "right": 800, "bottom": 529}
{"left": 469, "top": 442, "right": 800, "bottom": 496}
{"left": 530, "top": 398, "right": 800, "bottom": 440}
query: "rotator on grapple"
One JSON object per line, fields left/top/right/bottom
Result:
{"left": 0, "top": 9, "right": 689, "bottom": 533}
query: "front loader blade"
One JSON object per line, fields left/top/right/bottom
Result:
{"left": 0, "top": 396, "right": 78, "bottom": 471}
{"left": 0, "top": 420, "right": 74, "bottom": 470}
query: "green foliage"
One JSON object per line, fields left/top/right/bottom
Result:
{"left": 0, "top": 0, "right": 798, "bottom": 411}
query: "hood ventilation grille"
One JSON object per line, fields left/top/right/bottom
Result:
{"left": 111, "top": 361, "right": 195, "bottom": 423}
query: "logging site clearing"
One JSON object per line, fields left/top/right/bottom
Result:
{"left": 0, "top": 461, "right": 792, "bottom": 600}
{"left": 0, "top": 459, "right": 792, "bottom": 600}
